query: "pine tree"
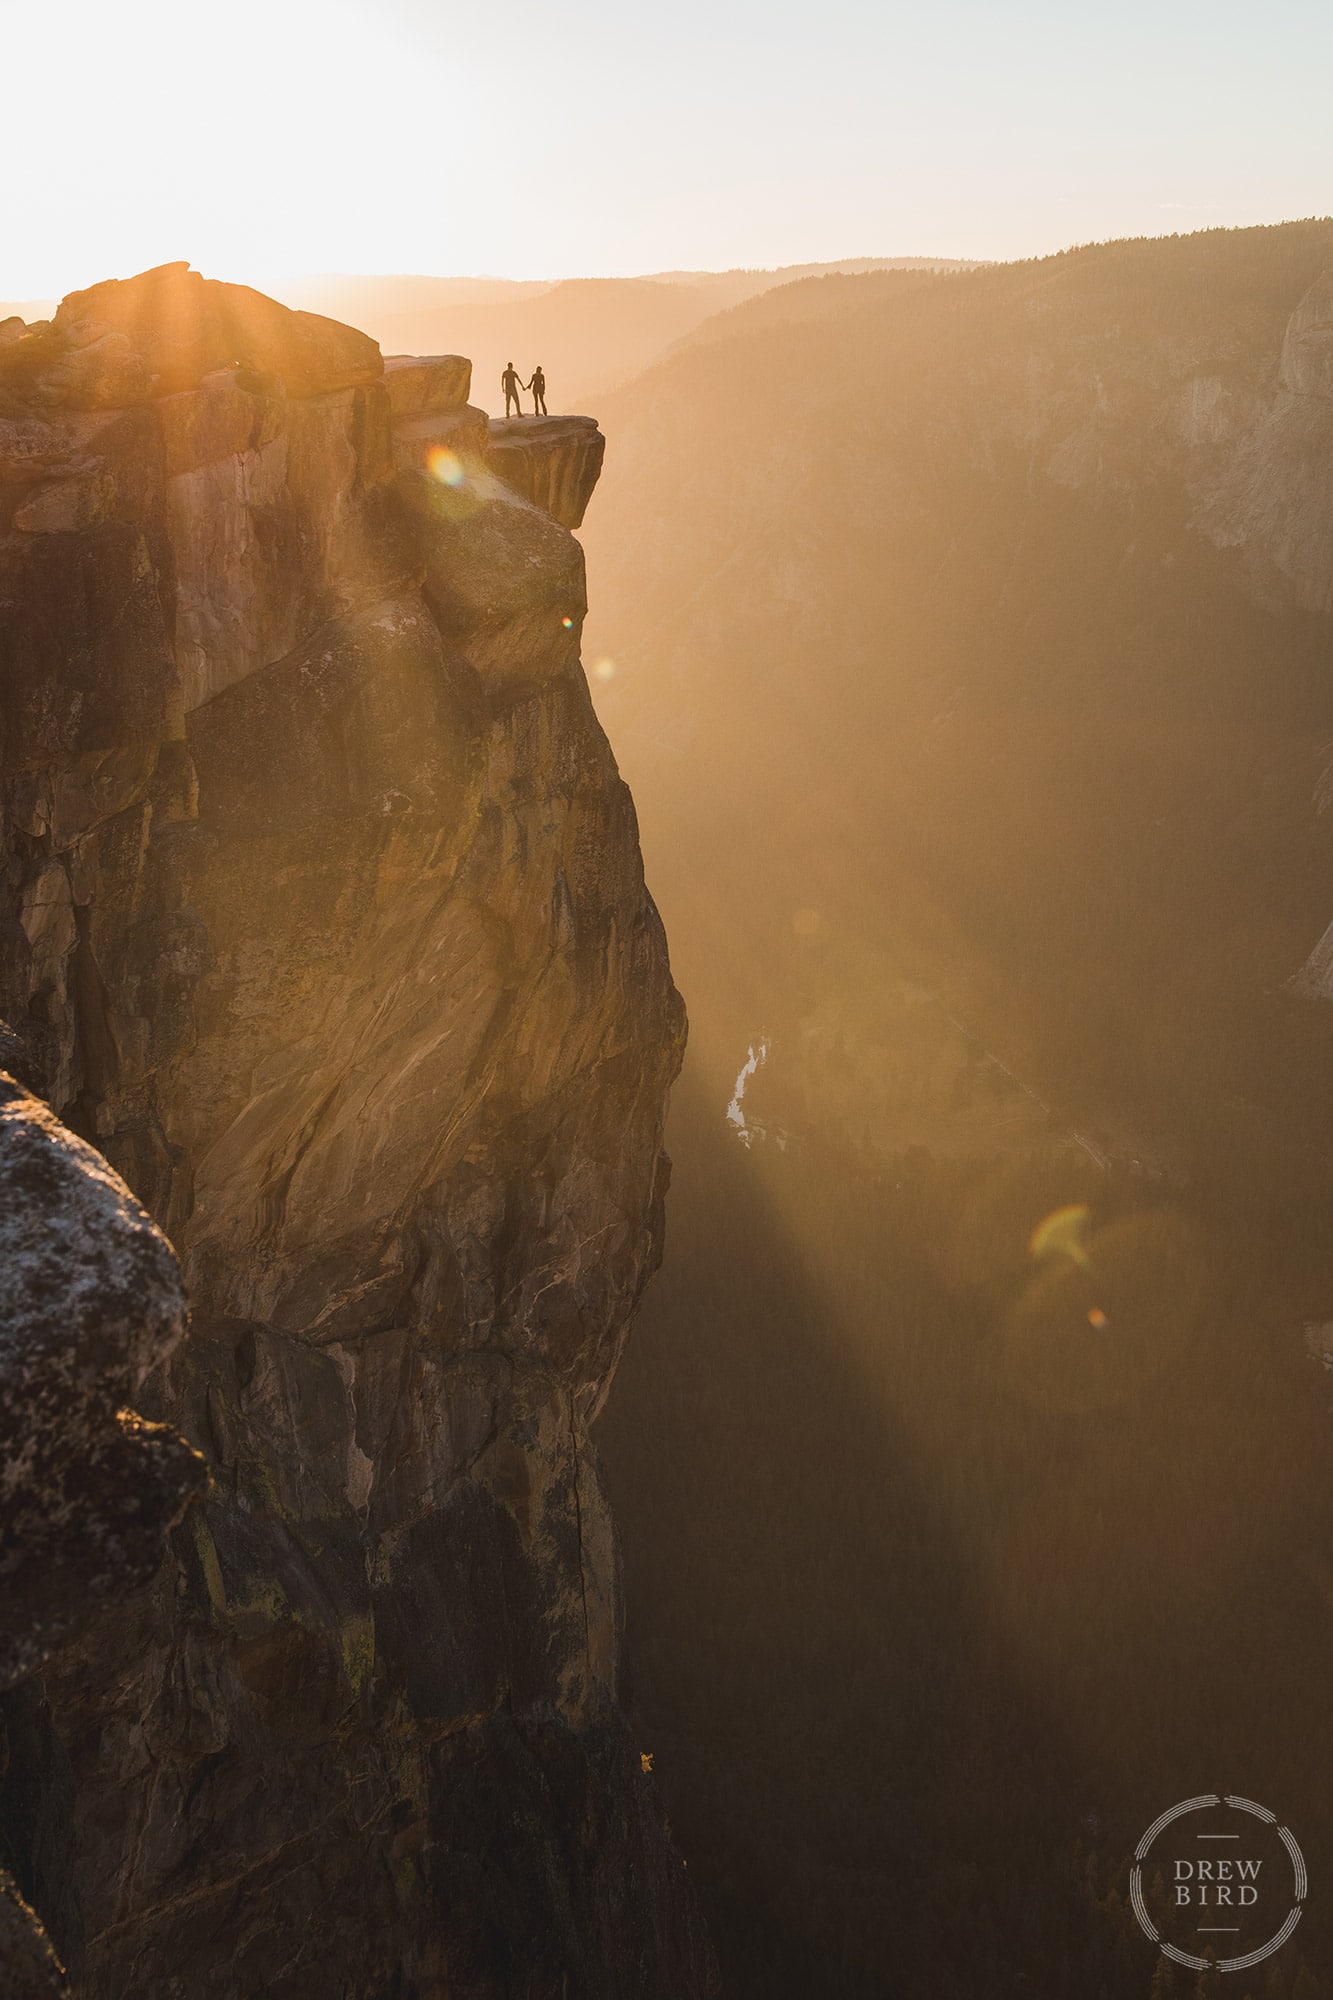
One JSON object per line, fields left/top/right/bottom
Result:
{"left": 1149, "top": 1955, "right": 1179, "bottom": 1999}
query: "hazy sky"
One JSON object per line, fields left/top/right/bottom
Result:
{"left": 2, "top": 0, "right": 1330, "bottom": 299}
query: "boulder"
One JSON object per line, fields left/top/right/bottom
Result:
{"left": 391, "top": 401, "right": 491, "bottom": 476}
{"left": 0, "top": 1071, "right": 204, "bottom": 1997}
{"left": 406, "top": 466, "right": 587, "bottom": 693}
{"left": 0, "top": 1072, "right": 206, "bottom": 1690}
{"left": 0, "top": 262, "right": 382, "bottom": 410}
{"left": 382, "top": 352, "right": 472, "bottom": 416}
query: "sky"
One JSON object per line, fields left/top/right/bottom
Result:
{"left": 2, "top": 0, "right": 1331, "bottom": 301}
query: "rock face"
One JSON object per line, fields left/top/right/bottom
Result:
{"left": 383, "top": 352, "right": 474, "bottom": 416}
{"left": 0, "top": 267, "right": 710, "bottom": 1996}
{"left": 1279, "top": 269, "right": 1333, "bottom": 400}
{"left": 1197, "top": 267, "right": 1333, "bottom": 619}
{"left": 1288, "top": 916, "right": 1333, "bottom": 1000}
{"left": 0, "top": 1069, "right": 206, "bottom": 1998}
{"left": 0, "top": 1074, "right": 204, "bottom": 1692}
{"left": 0, "top": 262, "right": 382, "bottom": 410}
{"left": 486, "top": 416, "right": 607, "bottom": 530}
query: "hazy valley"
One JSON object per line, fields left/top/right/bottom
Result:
{"left": 581, "top": 222, "right": 1333, "bottom": 1998}
{"left": 3, "top": 218, "right": 1333, "bottom": 2000}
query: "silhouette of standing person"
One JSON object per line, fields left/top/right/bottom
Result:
{"left": 527, "top": 364, "right": 547, "bottom": 416}
{"left": 501, "top": 360, "right": 524, "bottom": 417}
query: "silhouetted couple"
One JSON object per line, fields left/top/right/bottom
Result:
{"left": 501, "top": 361, "right": 546, "bottom": 418}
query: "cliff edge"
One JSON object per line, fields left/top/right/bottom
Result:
{"left": 0, "top": 263, "right": 711, "bottom": 1997}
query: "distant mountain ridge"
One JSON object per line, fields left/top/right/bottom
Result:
{"left": 2, "top": 258, "right": 985, "bottom": 414}
{"left": 274, "top": 257, "right": 984, "bottom": 408}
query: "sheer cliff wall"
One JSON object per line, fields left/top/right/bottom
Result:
{"left": 0, "top": 262, "right": 711, "bottom": 1998}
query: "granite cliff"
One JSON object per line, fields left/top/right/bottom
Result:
{"left": 0, "top": 262, "right": 711, "bottom": 1997}
{"left": 0, "top": 1071, "right": 206, "bottom": 1997}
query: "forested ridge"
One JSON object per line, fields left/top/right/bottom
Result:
{"left": 592, "top": 221, "right": 1333, "bottom": 1996}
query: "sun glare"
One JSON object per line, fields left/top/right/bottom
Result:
{"left": 427, "top": 447, "right": 465, "bottom": 489}
{"left": 0, "top": 0, "right": 486, "bottom": 298}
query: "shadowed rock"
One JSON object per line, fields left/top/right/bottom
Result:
{"left": 0, "top": 1878, "right": 68, "bottom": 1999}
{"left": 0, "top": 1071, "right": 205, "bottom": 1688}
{"left": 0, "top": 1063, "right": 205, "bottom": 1996}
{"left": 0, "top": 264, "right": 712, "bottom": 1998}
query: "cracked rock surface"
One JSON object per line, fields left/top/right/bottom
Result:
{"left": 0, "top": 264, "right": 711, "bottom": 1997}
{"left": 0, "top": 1066, "right": 206, "bottom": 1997}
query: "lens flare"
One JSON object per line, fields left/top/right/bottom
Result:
{"left": 592, "top": 657, "right": 616, "bottom": 682}
{"left": 1029, "top": 1203, "right": 1093, "bottom": 1273}
{"left": 426, "top": 446, "right": 464, "bottom": 488}
{"left": 1002, "top": 1208, "right": 1208, "bottom": 1412}
{"left": 561, "top": 616, "right": 574, "bottom": 629}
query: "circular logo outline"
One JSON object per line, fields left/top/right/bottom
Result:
{"left": 1129, "top": 1794, "right": 1306, "bottom": 1974}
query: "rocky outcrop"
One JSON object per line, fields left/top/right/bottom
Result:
{"left": 384, "top": 379, "right": 606, "bottom": 534}
{"left": 0, "top": 1069, "right": 206, "bottom": 1997}
{"left": 0, "top": 266, "right": 710, "bottom": 1997}
{"left": 1288, "top": 917, "right": 1333, "bottom": 1000}
{"left": 1194, "top": 270, "right": 1333, "bottom": 619}
{"left": 0, "top": 1074, "right": 204, "bottom": 1689}
{"left": 0, "top": 262, "right": 381, "bottom": 410}
{"left": 383, "top": 352, "right": 473, "bottom": 416}
{"left": 1279, "top": 270, "right": 1333, "bottom": 399}
{"left": 486, "top": 416, "right": 607, "bottom": 530}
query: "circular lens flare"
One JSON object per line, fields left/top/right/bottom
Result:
{"left": 592, "top": 657, "right": 616, "bottom": 682}
{"left": 426, "top": 446, "right": 464, "bottom": 488}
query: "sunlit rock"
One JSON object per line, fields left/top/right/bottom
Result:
{"left": 0, "top": 264, "right": 708, "bottom": 1997}
{"left": 382, "top": 350, "right": 472, "bottom": 415}
{"left": 1280, "top": 270, "right": 1333, "bottom": 399}
{"left": 0, "top": 261, "right": 381, "bottom": 410}
{"left": 486, "top": 413, "right": 607, "bottom": 529}
{"left": 1195, "top": 268, "right": 1333, "bottom": 614}
{"left": 1288, "top": 916, "right": 1333, "bottom": 1000}
{"left": 391, "top": 400, "right": 491, "bottom": 476}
